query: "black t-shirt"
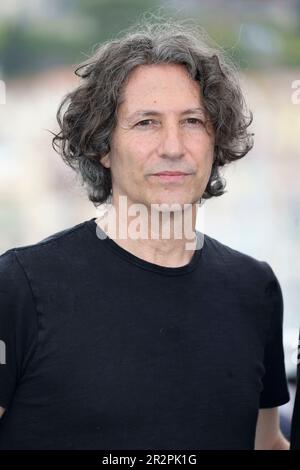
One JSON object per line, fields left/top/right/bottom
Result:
{"left": 0, "top": 218, "right": 289, "bottom": 449}
{"left": 291, "top": 340, "right": 300, "bottom": 450}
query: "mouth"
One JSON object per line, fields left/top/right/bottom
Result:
{"left": 150, "top": 171, "right": 193, "bottom": 183}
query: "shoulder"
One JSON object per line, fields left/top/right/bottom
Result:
{"left": 1, "top": 219, "right": 89, "bottom": 255}
{"left": 203, "top": 232, "right": 274, "bottom": 283}
{"left": 0, "top": 219, "right": 90, "bottom": 269}
{"left": 0, "top": 219, "right": 94, "bottom": 296}
{"left": 203, "top": 234, "right": 284, "bottom": 341}
{"left": 202, "top": 233, "right": 281, "bottom": 313}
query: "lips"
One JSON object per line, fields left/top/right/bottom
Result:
{"left": 150, "top": 171, "right": 192, "bottom": 183}
{"left": 153, "top": 171, "right": 190, "bottom": 176}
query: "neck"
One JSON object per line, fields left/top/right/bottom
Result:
{"left": 96, "top": 196, "right": 200, "bottom": 268}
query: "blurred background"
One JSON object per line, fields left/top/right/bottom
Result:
{"left": 0, "top": 0, "right": 299, "bottom": 440}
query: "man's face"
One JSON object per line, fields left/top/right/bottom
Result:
{"left": 100, "top": 63, "right": 215, "bottom": 209}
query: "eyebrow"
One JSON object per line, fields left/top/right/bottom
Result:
{"left": 126, "top": 107, "right": 206, "bottom": 121}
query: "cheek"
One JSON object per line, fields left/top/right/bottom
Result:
{"left": 126, "top": 140, "right": 152, "bottom": 173}
{"left": 191, "top": 145, "right": 214, "bottom": 182}
{"left": 189, "top": 143, "right": 214, "bottom": 171}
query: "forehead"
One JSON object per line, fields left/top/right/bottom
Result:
{"left": 119, "top": 63, "right": 202, "bottom": 115}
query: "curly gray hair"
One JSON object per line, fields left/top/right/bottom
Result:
{"left": 52, "top": 16, "right": 254, "bottom": 206}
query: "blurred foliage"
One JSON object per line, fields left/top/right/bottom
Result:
{"left": 0, "top": 0, "right": 161, "bottom": 76}
{"left": 0, "top": 0, "right": 299, "bottom": 78}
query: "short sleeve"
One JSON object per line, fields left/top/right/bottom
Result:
{"left": 0, "top": 249, "right": 38, "bottom": 409}
{"left": 259, "top": 262, "right": 290, "bottom": 408}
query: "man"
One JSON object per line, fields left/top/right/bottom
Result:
{"left": 290, "top": 335, "right": 299, "bottom": 449}
{"left": 0, "top": 18, "right": 290, "bottom": 449}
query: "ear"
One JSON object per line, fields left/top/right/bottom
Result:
{"left": 100, "top": 152, "right": 111, "bottom": 169}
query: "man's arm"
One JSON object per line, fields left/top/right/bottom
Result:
{"left": 0, "top": 406, "right": 5, "bottom": 418}
{"left": 255, "top": 407, "right": 289, "bottom": 450}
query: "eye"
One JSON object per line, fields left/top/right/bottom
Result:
{"left": 135, "top": 119, "right": 157, "bottom": 127}
{"left": 135, "top": 118, "right": 205, "bottom": 128}
{"left": 185, "top": 118, "right": 204, "bottom": 126}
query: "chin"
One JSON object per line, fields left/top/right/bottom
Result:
{"left": 148, "top": 196, "right": 196, "bottom": 212}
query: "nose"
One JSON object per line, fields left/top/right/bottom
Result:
{"left": 158, "top": 122, "right": 185, "bottom": 160}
